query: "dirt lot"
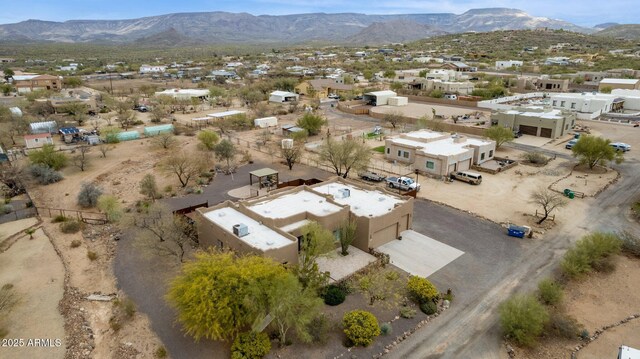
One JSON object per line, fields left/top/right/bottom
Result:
{"left": 512, "top": 254, "right": 640, "bottom": 359}
{"left": 85, "top": 77, "right": 202, "bottom": 94}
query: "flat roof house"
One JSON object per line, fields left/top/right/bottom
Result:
{"left": 155, "top": 88, "right": 210, "bottom": 100}
{"left": 385, "top": 130, "right": 496, "bottom": 177}
{"left": 24, "top": 133, "right": 53, "bottom": 149}
{"left": 492, "top": 107, "right": 576, "bottom": 138}
{"left": 139, "top": 65, "right": 167, "bottom": 74}
{"left": 13, "top": 74, "right": 62, "bottom": 94}
{"left": 195, "top": 177, "right": 414, "bottom": 263}
{"left": 364, "top": 90, "right": 397, "bottom": 106}
{"left": 295, "top": 79, "right": 354, "bottom": 98}
{"left": 599, "top": 78, "right": 640, "bottom": 92}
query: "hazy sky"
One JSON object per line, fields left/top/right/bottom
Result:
{"left": 1, "top": 0, "right": 637, "bottom": 27}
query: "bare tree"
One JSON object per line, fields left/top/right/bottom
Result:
{"left": 530, "top": 187, "right": 567, "bottom": 224}
{"left": 0, "top": 164, "right": 25, "bottom": 197}
{"left": 127, "top": 203, "right": 197, "bottom": 262}
{"left": 383, "top": 111, "right": 404, "bottom": 130}
{"left": 152, "top": 133, "right": 177, "bottom": 150}
{"left": 72, "top": 145, "right": 91, "bottom": 171}
{"left": 319, "top": 138, "right": 371, "bottom": 178}
{"left": 281, "top": 145, "right": 302, "bottom": 170}
{"left": 161, "top": 151, "right": 211, "bottom": 188}
{"left": 97, "top": 143, "right": 114, "bottom": 158}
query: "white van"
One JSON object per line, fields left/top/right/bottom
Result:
{"left": 450, "top": 171, "right": 482, "bottom": 185}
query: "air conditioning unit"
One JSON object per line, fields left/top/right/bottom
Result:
{"left": 338, "top": 188, "right": 350, "bottom": 198}
{"left": 232, "top": 223, "right": 249, "bottom": 237}
{"left": 281, "top": 139, "right": 293, "bottom": 149}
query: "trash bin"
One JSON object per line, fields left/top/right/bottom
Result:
{"left": 564, "top": 188, "right": 571, "bottom": 196}
{"left": 508, "top": 228, "right": 525, "bottom": 238}
{"left": 568, "top": 191, "right": 575, "bottom": 199}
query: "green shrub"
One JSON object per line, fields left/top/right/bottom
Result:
{"left": 548, "top": 313, "right": 581, "bottom": 339}
{"left": 30, "top": 164, "right": 63, "bottom": 185}
{"left": 323, "top": 285, "right": 346, "bottom": 306}
{"left": 231, "top": 332, "right": 271, "bottom": 359}
{"left": 28, "top": 144, "right": 67, "bottom": 170}
{"left": 114, "top": 298, "right": 136, "bottom": 319}
{"left": 407, "top": 276, "right": 439, "bottom": 304}
{"left": 537, "top": 278, "right": 563, "bottom": 306}
{"left": 399, "top": 306, "right": 416, "bottom": 319}
{"left": 60, "top": 220, "right": 83, "bottom": 233}
{"left": 342, "top": 310, "right": 381, "bottom": 347}
{"left": 70, "top": 239, "right": 82, "bottom": 248}
{"left": 109, "top": 316, "right": 122, "bottom": 332}
{"left": 51, "top": 214, "right": 68, "bottom": 223}
{"left": 77, "top": 182, "right": 103, "bottom": 208}
{"left": 522, "top": 152, "right": 550, "bottom": 165}
{"left": 419, "top": 300, "right": 437, "bottom": 315}
{"left": 87, "top": 251, "right": 98, "bottom": 261}
{"left": 561, "top": 232, "right": 622, "bottom": 279}
{"left": 380, "top": 322, "right": 392, "bottom": 336}
{"left": 154, "top": 346, "right": 167, "bottom": 358}
{"left": 499, "top": 294, "right": 549, "bottom": 347}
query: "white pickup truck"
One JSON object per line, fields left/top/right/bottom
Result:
{"left": 386, "top": 176, "right": 420, "bottom": 191}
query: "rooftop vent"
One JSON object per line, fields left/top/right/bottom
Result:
{"left": 338, "top": 188, "right": 350, "bottom": 199}
{"left": 233, "top": 223, "right": 249, "bottom": 237}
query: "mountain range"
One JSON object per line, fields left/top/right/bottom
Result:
{"left": 0, "top": 8, "right": 609, "bottom": 45}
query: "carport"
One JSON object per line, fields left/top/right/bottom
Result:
{"left": 377, "top": 230, "right": 464, "bottom": 277}
{"left": 249, "top": 168, "right": 279, "bottom": 189}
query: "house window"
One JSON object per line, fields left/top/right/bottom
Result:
{"left": 571, "top": 102, "right": 576, "bottom": 109}
{"left": 481, "top": 152, "right": 485, "bottom": 160}
{"left": 426, "top": 161, "right": 435, "bottom": 169}
{"left": 397, "top": 150, "right": 402, "bottom": 157}
{"left": 552, "top": 100, "right": 557, "bottom": 106}
{"left": 217, "top": 240, "right": 224, "bottom": 249}
{"left": 403, "top": 151, "right": 409, "bottom": 159}
{"left": 560, "top": 101, "right": 565, "bottom": 107}
{"left": 386, "top": 148, "right": 390, "bottom": 154}
{"left": 34, "top": 138, "right": 39, "bottom": 143}
{"left": 489, "top": 150, "right": 494, "bottom": 157}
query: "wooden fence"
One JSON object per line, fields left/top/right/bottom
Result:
{"left": 35, "top": 206, "right": 108, "bottom": 225}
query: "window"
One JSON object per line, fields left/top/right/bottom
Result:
{"left": 489, "top": 150, "right": 494, "bottom": 157}
{"left": 571, "top": 102, "right": 576, "bottom": 109}
{"left": 552, "top": 100, "right": 557, "bottom": 106}
{"left": 397, "top": 150, "right": 402, "bottom": 157}
{"left": 34, "top": 138, "right": 39, "bottom": 143}
{"left": 560, "top": 101, "right": 565, "bottom": 107}
{"left": 426, "top": 161, "right": 435, "bottom": 169}
{"left": 386, "top": 148, "right": 390, "bottom": 154}
{"left": 403, "top": 151, "right": 409, "bottom": 159}
{"left": 480, "top": 152, "right": 485, "bottom": 160}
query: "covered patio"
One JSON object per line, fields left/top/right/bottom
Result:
{"left": 249, "top": 168, "right": 279, "bottom": 189}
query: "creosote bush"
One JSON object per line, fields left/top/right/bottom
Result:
{"left": 342, "top": 310, "right": 380, "bottom": 347}
{"left": 561, "top": 232, "right": 622, "bottom": 279}
{"left": 499, "top": 294, "right": 549, "bottom": 347}
{"left": 522, "top": 152, "right": 550, "bottom": 165}
{"left": 77, "top": 182, "right": 103, "bottom": 208}
{"left": 70, "top": 239, "right": 82, "bottom": 248}
{"left": 537, "top": 278, "right": 563, "bottom": 306}
{"left": 87, "top": 250, "right": 98, "bottom": 261}
{"left": 30, "top": 164, "right": 63, "bottom": 185}
{"left": 60, "top": 219, "right": 83, "bottom": 234}
{"left": 399, "top": 306, "right": 416, "bottom": 319}
{"left": 231, "top": 331, "right": 271, "bottom": 359}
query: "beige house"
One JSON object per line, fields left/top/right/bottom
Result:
{"left": 598, "top": 78, "right": 640, "bottom": 91}
{"left": 535, "top": 78, "right": 569, "bottom": 92}
{"left": 13, "top": 74, "right": 62, "bottom": 93}
{"left": 195, "top": 177, "right": 414, "bottom": 264}
{"left": 407, "top": 79, "right": 475, "bottom": 95}
{"left": 385, "top": 130, "right": 496, "bottom": 177}
{"left": 24, "top": 133, "right": 53, "bottom": 149}
{"left": 295, "top": 79, "right": 354, "bottom": 98}
{"left": 492, "top": 107, "right": 576, "bottom": 138}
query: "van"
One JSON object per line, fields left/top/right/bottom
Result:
{"left": 450, "top": 171, "right": 482, "bottom": 185}
{"left": 610, "top": 142, "right": 631, "bottom": 152}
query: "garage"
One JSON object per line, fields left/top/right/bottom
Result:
{"left": 457, "top": 158, "right": 472, "bottom": 171}
{"left": 519, "top": 125, "right": 538, "bottom": 136}
{"left": 540, "top": 128, "right": 552, "bottom": 138}
{"left": 370, "top": 223, "right": 398, "bottom": 248}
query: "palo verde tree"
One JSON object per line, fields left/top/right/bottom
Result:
{"left": 383, "top": 111, "right": 404, "bottom": 130}
{"left": 571, "top": 135, "right": 623, "bottom": 169}
{"left": 161, "top": 150, "right": 211, "bottom": 188}
{"left": 295, "top": 222, "right": 335, "bottom": 290}
{"left": 485, "top": 126, "right": 514, "bottom": 149}
{"left": 319, "top": 138, "right": 371, "bottom": 178}
{"left": 213, "top": 139, "right": 237, "bottom": 171}
{"left": 196, "top": 130, "right": 220, "bottom": 151}
{"left": 28, "top": 144, "right": 68, "bottom": 170}
{"left": 296, "top": 112, "right": 326, "bottom": 136}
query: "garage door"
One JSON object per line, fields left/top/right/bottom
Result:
{"left": 457, "top": 158, "right": 472, "bottom": 171}
{"left": 540, "top": 128, "right": 552, "bottom": 138}
{"left": 370, "top": 223, "right": 398, "bottom": 248}
{"left": 519, "top": 125, "right": 538, "bottom": 136}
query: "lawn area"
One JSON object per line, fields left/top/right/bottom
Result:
{"left": 372, "top": 145, "right": 386, "bottom": 153}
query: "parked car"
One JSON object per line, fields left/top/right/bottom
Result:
{"left": 449, "top": 171, "right": 482, "bottom": 185}
{"left": 359, "top": 171, "right": 386, "bottom": 182}
{"left": 328, "top": 93, "right": 340, "bottom": 100}
{"left": 386, "top": 176, "right": 420, "bottom": 191}
{"left": 610, "top": 142, "right": 631, "bottom": 152}
{"left": 565, "top": 139, "right": 578, "bottom": 149}
{"left": 134, "top": 105, "right": 148, "bottom": 112}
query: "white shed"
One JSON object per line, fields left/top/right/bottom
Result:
{"left": 364, "top": 90, "right": 397, "bottom": 106}
{"left": 254, "top": 116, "right": 278, "bottom": 128}
{"left": 269, "top": 91, "right": 299, "bottom": 103}
{"left": 388, "top": 96, "right": 408, "bottom": 106}
{"left": 9, "top": 107, "right": 22, "bottom": 117}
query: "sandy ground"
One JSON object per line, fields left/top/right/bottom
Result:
{"left": 513, "top": 255, "right": 640, "bottom": 359}
{"left": 0, "top": 220, "right": 65, "bottom": 359}
{"left": 370, "top": 103, "right": 490, "bottom": 121}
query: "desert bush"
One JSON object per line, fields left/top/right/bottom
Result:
{"left": 522, "top": 152, "right": 550, "bottom": 165}
{"left": 537, "top": 278, "right": 563, "bottom": 306}
{"left": 380, "top": 322, "right": 392, "bottom": 336}
{"left": 51, "top": 214, "right": 68, "bottom": 223}
{"left": 399, "top": 306, "right": 416, "bottom": 319}
{"left": 419, "top": 300, "right": 437, "bottom": 315}
{"left": 77, "top": 182, "right": 103, "bottom": 208}
{"left": 87, "top": 250, "right": 98, "bottom": 261}
{"left": 307, "top": 314, "right": 333, "bottom": 344}
{"left": 619, "top": 231, "right": 640, "bottom": 257}
{"left": 323, "top": 285, "right": 346, "bottom": 306}
{"left": 342, "top": 310, "right": 380, "bottom": 347}
{"left": 30, "top": 164, "right": 63, "bottom": 185}
{"left": 60, "top": 220, "right": 83, "bottom": 233}
{"left": 231, "top": 331, "right": 271, "bottom": 359}
{"left": 70, "top": 239, "right": 82, "bottom": 248}
{"left": 1, "top": 205, "right": 12, "bottom": 214}
{"left": 114, "top": 298, "right": 136, "bottom": 319}
{"left": 154, "top": 346, "right": 167, "bottom": 358}
{"left": 407, "top": 276, "right": 439, "bottom": 304}
{"left": 561, "top": 232, "right": 622, "bottom": 279}
{"left": 28, "top": 144, "right": 67, "bottom": 170}
{"left": 548, "top": 313, "right": 582, "bottom": 339}
{"left": 499, "top": 294, "right": 549, "bottom": 347}
{"left": 109, "top": 316, "right": 122, "bottom": 332}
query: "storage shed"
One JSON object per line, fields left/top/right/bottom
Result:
{"left": 254, "top": 116, "right": 278, "bottom": 128}
{"left": 144, "top": 124, "right": 174, "bottom": 137}
{"left": 388, "top": 96, "right": 408, "bottom": 106}
{"left": 24, "top": 133, "right": 53, "bottom": 149}
{"left": 116, "top": 131, "right": 140, "bottom": 142}
{"left": 269, "top": 91, "right": 299, "bottom": 103}
{"left": 364, "top": 90, "right": 397, "bottom": 106}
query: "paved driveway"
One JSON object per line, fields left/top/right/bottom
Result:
{"left": 378, "top": 229, "right": 464, "bottom": 277}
